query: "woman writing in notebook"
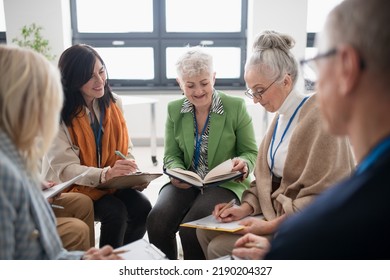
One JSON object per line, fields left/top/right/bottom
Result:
{"left": 146, "top": 46, "right": 258, "bottom": 259}
{"left": 196, "top": 30, "right": 356, "bottom": 259}
{"left": 0, "top": 45, "right": 120, "bottom": 259}
{"left": 42, "top": 44, "right": 152, "bottom": 249}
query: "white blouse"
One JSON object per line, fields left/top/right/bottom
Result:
{"left": 267, "top": 90, "right": 310, "bottom": 178}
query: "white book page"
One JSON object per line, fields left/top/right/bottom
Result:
{"left": 115, "top": 239, "right": 167, "bottom": 260}
{"left": 182, "top": 214, "right": 244, "bottom": 231}
{"left": 42, "top": 170, "right": 89, "bottom": 199}
{"left": 204, "top": 159, "right": 235, "bottom": 182}
{"left": 168, "top": 169, "right": 203, "bottom": 184}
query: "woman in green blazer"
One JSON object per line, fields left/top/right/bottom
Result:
{"left": 146, "top": 47, "right": 258, "bottom": 260}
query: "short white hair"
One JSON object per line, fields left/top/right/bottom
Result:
{"left": 175, "top": 46, "right": 214, "bottom": 79}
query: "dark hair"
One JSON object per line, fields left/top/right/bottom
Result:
{"left": 58, "top": 44, "right": 116, "bottom": 126}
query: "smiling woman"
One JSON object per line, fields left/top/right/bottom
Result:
{"left": 42, "top": 44, "right": 153, "bottom": 249}
{"left": 146, "top": 46, "right": 258, "bottom": 260}
{"left": 196, "top": 30, "right": 355, "bottom": 260}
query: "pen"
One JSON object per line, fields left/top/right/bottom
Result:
{"left": 113, "top": 249, "right": 130, "bottom": 255}
{"left": 115, "top": 150, "right": 127, "bottom": 159}
{"left": 243, "top": 242, "right": 265, "bottom": 249}
{"left": 51, "top": 204, "right": 64, "bottom": 209}
{"left": 217, "top": 198, "right": 236, "bottom": 217}
{"left": 115, "top": 150, "right": 141, "bottom": 173}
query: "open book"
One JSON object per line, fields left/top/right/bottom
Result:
{"left": 163, "top": 159, "right": 243, "bottom": 188}
{"left": 97, "top": 172, "right": 163, "bottom": 190}
{"left": 114, "top": 239, "right": 168, "bottom": 260}
{"left": 42, "top": 170, "right": 90, "bottom": 199}
{"left": 180, "top": 214, "right": 245, "bottom": 232}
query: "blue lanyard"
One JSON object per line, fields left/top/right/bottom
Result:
{"left": 269, "top": 96, "right": 309, "bottom": 173}
{"left": 194, "top": 113, "right": 210, "bottom": 170}
{"left": 355, "top": 136, "right": 390, "bottom": 175}
{"left": 96, "top": 109, "right": 104, "bottom": 168}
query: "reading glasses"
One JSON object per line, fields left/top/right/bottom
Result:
{"left": 244, "top": 78, "right": 278, "bottom": 99}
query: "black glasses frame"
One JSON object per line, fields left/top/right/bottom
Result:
{"left": 244, "top": 78, "right": 278, "bottom": 99}
{"left": 299, "top": 48, "right": 337, "bottom": 67}
{"left": 300, "top": 48, "right": 366, "bottom": 70}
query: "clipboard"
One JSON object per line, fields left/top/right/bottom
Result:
{"left": 180, "top": 214, "right": 245, "bottom": 232}
{"left": 42, "top": 170, "right": 90, "bottom": 199}
{"left": 97, "top": 172, "right": 163, "bottom": 190}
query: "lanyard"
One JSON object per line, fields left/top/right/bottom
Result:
{"left": 269, "top": 96, "right": 309, "bottom": 173}
{"left": 95, "top": 109, "right": 104, "bottom": 168}
{"left": 355, "top": 136, "right": 390, "bottom": 175}
{"left": 194, "top": 113, "right": 210, "bottom": 170}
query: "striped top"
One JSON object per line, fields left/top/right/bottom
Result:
{"left": 180, "top": 90, "right": 224, "bottom": 179}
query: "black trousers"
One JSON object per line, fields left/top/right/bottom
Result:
{"left": 146, "top": 184, "right": 238, "bottom": 260}
{"left": 94, "top": 188, "right": 152, "bottom": 248}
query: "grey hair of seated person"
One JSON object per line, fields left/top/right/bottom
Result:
{"left": 324, "top": 0, "right": 390, "bottom": 78}
{"left": 175, "top": 46, "right": 214, "bottom": 80}
{"left": 0, "top": 45, "right": 63, "bottom": 181}
{"left": 245, "top": 30, "right": 299, "bottom": 88}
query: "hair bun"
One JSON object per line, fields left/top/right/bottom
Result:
{"left": 252, "top": 30, "right": 295, "bottom": 53}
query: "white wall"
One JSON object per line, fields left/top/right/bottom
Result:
{"left": 4, "top": 0, "right": 71, "bottom": 64}
{"left": 3, "top": 0, "right": 308, "bottom": 146}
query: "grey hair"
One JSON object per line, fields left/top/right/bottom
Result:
{"left": 325, "top": 0, "right": 390, "bottom": 75}
{"left": 245, "top": 30, "right": 298, "bottom": 86}
{"left": 176, "top": 46, "right": 214, "bottom": 79}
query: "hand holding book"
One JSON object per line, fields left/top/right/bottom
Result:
{"left": 163, "top": 159, "right": 243, "bottom": 188}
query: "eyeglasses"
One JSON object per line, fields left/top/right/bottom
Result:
{"left": 244, "top": 78, "right": 278, "bottom": 99}
{"left": 299, "top": 49, "right": 337, "bottom": 90}
{"left": 300, "top": 48, "right": 337, "bottom": 69}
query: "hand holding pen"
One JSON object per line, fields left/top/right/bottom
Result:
{"left": 115, "top": 150, "right": 141, "bottom": 172}
{"left": 113, "top": 150, "right": 141, "bottom": 173}
{"left": 213, "top": 198, "right": 237, "bottom": 221}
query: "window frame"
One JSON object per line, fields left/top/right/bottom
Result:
{"left": 0, "top": 32, "right": 5, "bottom": 44}
{"left": 70, "top": 0, "right": 248, "bottom": 90}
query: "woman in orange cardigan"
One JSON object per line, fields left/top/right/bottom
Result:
{"left": 42, "top": 44, "right": 151, "bottom": 248}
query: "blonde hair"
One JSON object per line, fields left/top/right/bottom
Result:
{"left": 246, "top": 30, "right": 298, "bottom": 86}
{"left": 176, "top": 46, "right": 214, "bottom": 79}
{"left": 0, "top": 45, "right": 63, "bottom": 181}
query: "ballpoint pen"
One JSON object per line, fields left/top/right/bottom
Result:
{"left": 115, "top": 150, "right": 141, "bottom": 173}
{"left": 113, "top": 249, "right": 130, "bottom": 255}
{"left": 217, "top": 198, "right": 236, "bottom": 217}
{"left": 51, "top": 204, "right": 64, "bottom": 209}
{"left": 115, "top": 150, "right": 127, "bottom": 159}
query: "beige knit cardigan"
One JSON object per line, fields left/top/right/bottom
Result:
{"left": 242, "top": 94, "right": 355, "bottom": 221}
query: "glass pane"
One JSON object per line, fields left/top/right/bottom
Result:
{"left": 96, "top": 47, "right": 154, "bottom": 80}
{"left": 0, "top": 0, "right": 5, "bottom": 31}
{"left": 166, "top": 0, "right": 242, "bottom": 32}
{"left": 307, "top": 0, "right": 343, "bottom": 33}
{"left": 166, "top": 47, "right": 241, "bottom": 79}
{"left": 76, "top": 0, "right": 153, "bottom": 33}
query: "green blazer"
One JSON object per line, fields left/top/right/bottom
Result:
{"left": 163, "top": 91, "right": 258, "bottom": 199}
